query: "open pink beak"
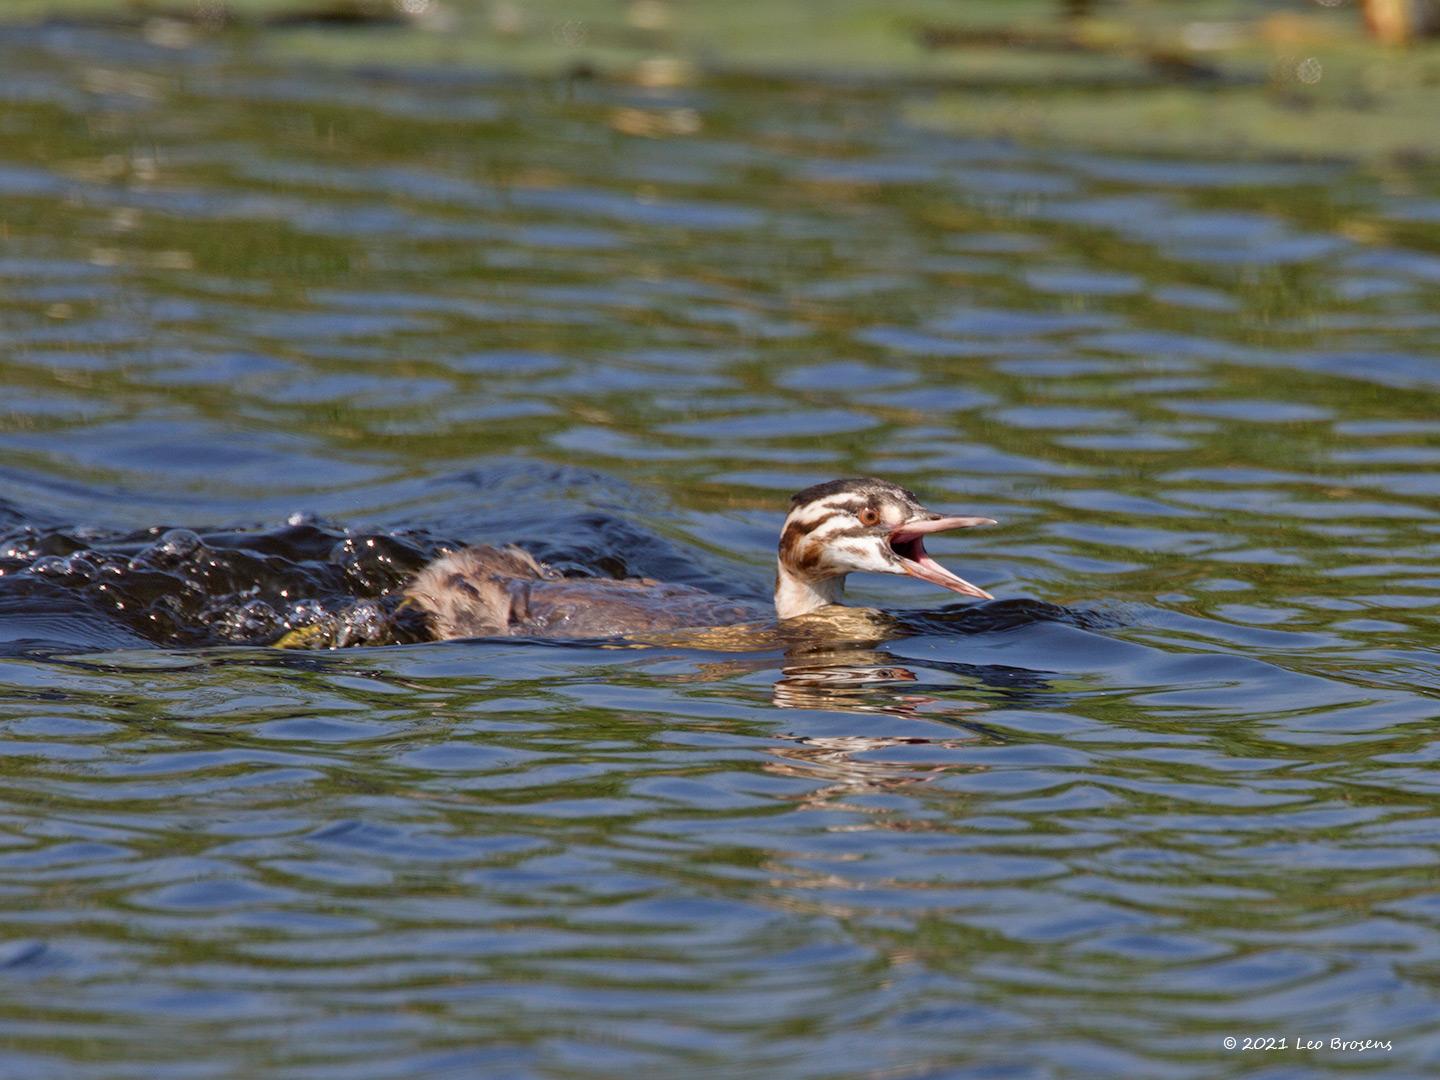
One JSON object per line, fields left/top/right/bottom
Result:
{"left": 888, "top": 515, "right": 997, "bottom": 600}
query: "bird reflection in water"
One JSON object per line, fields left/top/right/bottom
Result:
{"left": 766, "top": 642, "right": 994, "bottom": 800}
{"left": 650, "top": 605, "right": 999, "bottom": 800}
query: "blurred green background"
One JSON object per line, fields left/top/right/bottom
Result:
{"left": 9, "top": 0, "right": 1440, "bottom": 160}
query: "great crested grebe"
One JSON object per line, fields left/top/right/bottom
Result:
{"left": 405, "top": 477, "right": 997, "bottom": 640}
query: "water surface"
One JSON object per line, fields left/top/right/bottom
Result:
{"left": 2, "top": 24, "right": 1440, "bottom": 1079}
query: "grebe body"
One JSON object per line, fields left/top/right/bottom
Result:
{"left": 405, "top": 478, "right": 995, "bottom": 640}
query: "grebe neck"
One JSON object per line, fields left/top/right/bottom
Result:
{"left": 774, "top": 561, "right": 846, "bottom": 619}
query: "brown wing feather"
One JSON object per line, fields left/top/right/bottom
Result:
{"left": 512, "top": 578, "right": 763, "bottom": 637}
{"left": 405, "top": 544, "right": 765, "bottom": 640}
{"left": 403, "top": 545, "right": 548, "bottom": 639}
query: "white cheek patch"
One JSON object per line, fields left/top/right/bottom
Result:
{"left": 790, "top": 506, "right": 832, "bottom": 528}
{"left": 808, "top": 518, "right": 852, "bottom": 541}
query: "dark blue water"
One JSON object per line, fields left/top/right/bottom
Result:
{"left": 1, "top": 22, "right": 1439, "bottom": 1079}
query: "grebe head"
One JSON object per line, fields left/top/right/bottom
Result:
{"left": 775, "top": 477, "right": 996, "bottom": 619}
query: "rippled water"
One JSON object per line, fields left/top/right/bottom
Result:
{"left": 2, "top": 23, "right": 1440, "bottom": 1079}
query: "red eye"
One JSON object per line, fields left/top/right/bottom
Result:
{"left": 858, "top": 507, "right": 880, "bottom": 527}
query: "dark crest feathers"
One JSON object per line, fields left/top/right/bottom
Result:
{"left": 789, "top": 477, "right": 919, "bottom": 509}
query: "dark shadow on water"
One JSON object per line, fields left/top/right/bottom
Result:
{"left": 0, "top": 461, "right": 772, "bottom": 652}
{"left": 898, "top": 596, "right": 1126, "bottom": 636}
